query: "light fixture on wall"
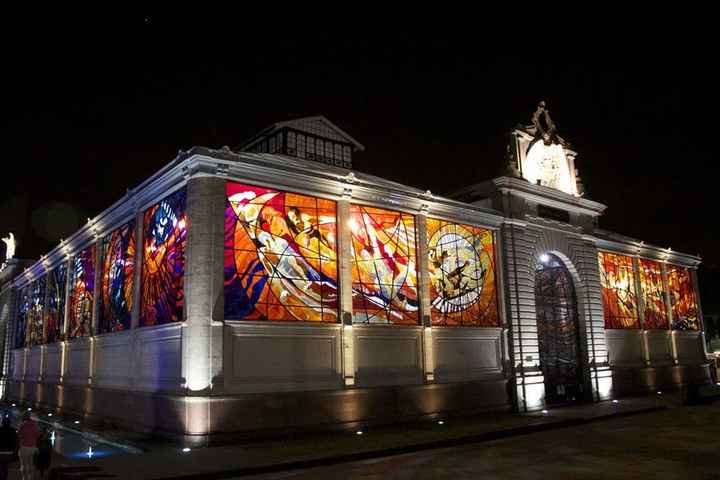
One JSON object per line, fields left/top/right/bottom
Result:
{"left": 539, "top": 254, "right": 550, "bottom": 263}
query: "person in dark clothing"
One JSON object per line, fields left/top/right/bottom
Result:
{"left": 35, "top": 428, "right": 52, "bottom": 480}
{"left": 0, "top": 415, "right": 18, "bottom": 480}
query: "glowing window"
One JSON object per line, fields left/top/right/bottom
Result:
{"left": 349, "top": 205, "right": 418, "bottom": 325}
{"left": 225, "top": 182, "right": 338, "bottom": 322}
{"left": 14, "top": 286, "right": 30, "bottom": 348}
{"left": 427, "top": 219, "right": 499, "bottom": 327}
{"left": 68, "top": 245, "right": 96, "bottom": 339}
{"left": 46, "top": 263, "right": 68, "bottom": 343}
{"left": 638, "top": 259, "right": 668, "bottom": 330}
{"left": 598, "top": 251, "right": 639, "bottom": 329}
{"left": 666, "top": 265, "right": 699, "bottom": 331}
{"left": 100, "top": 220, "right": 136, "bottom": 333}
{"left": 26, "top": 277, "right": 46, "bottom": 346}
{"left": 140, "top": 189, "right": 187, "bottom": 327}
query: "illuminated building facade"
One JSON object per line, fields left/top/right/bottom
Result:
{"left": 0, "top": 113, "right": 710, "bottom": 440}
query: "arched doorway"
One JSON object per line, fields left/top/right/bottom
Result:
{"left": 535, "top": 254, "right": 583, "bottom": 405}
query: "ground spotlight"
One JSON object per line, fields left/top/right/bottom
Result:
{"left": 74, "top": 420, "right": 80, "bottom": 424}
{"left": 437, "top": 420, "right": 444, "bottom": 425}
{"left": 612, "top": 399, "right": 619, "bottom": 404}
{"left": 356, "top": 430, "right": 363, "bottom": 436}
{"left": 182, "top": 447, "right": 191, "bottom": 453}
{"left": 541, "top": 409, "right": 549, "bottom": 414}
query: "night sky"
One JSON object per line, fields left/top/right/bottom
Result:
{"left": 1, "top": 15, "right": 718, "bottom": 304}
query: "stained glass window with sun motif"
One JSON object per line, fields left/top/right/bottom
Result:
{"left": 426, "top": 218, "right": 499, "bottom": 327}
{"left": 598, "top": 251, "right": 639, "bottom": 329}
{"left": 140, "top": 189, "right": 187, "bottom": 327}
{"left": 349, "top": 205, "right": 418, "bottom": 325}
{"left": 224, "top": 182, "right": 338, "bottom": 322}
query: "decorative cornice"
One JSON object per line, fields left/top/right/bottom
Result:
{"left": 492, "top": 176, "right": 607, "bottom": 217}
{"left": 590, "top": 234, "right": 701, "bottom": 268}
{"left": 6, "top": 146, "right": 701, "bottom": 288}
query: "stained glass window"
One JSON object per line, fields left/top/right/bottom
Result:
{"left": 225, "top": 182, "right": 338, "bottom": 322}
{"left": 349, "top": 205, "right": 418, "bottom": 324}
{"left": 26, "top": 277, "right": 46, "bottom": 346}
{"left": 598, "top": 251, "right": 639, "bottom": 329}
{"left": 426, "top": 219, "right": 499, "bottom": 327}
{"left": 100, "top": 220, "right": 136, "bottom": 333}
{"left": 14, "top": 286, "right": 30, "bottom": 348}
{"left": 666, "top": 265, "right": 699, "bottom": 331}
{"left": 46, "top": 262, "right": 68, "bottom": 343}
{"left": 68, "top": 245, "right": 96, "bottom": 339}
{"left": 638, "top": 258, "right": 668, "bottom": 330}
{"left": 140, "top": 189, "right": 187, "bottom": 326}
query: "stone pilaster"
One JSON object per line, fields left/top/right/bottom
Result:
{"left": 91, "top": 237, "right": 103, "bottom": 336}
{"left": 62, "top": 258, "right": 73, "bottom": 340}
{"left": 690, "top": 268, "right": 708, "bottom": 357}
{"left": 493, "top": 229, "right": 512, "bottom": 370}
{"left": 336, "top": 199, "right": 355, "bottom": 386}
{"left": 415, "top": 214, "right": 434, "bottom": 383}
{"left": 633, "top": 257, "right": 650, "bottom": 366}
{"left": 59, "top": 257, "right": 73, "bottom": 383}
{"left": 129, "top": 210, "right": 144, "bottom": 390}
{"left": 661, "top": 263, "right": 678, "bottom": 364}
{"left": 131, "top": 211, "right": 144, "bottom": 330}
{"left": 182, "top": 177, "right": 225, "bottom": 396}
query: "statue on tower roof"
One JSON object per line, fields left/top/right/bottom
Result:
{"left": 520, "top": 101, "right": 568, "bottom": 148}
{"left": 1, "top": 232, "right": 15, "bottom": 261}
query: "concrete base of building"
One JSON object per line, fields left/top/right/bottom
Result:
{"left": 4, "top": 377, "right": 511, "bottom": 444}
{"left": 611, "top": 364, "right": 712, "bottom": 396}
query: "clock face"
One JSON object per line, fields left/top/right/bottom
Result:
{"left": 522, "top": 141, "right": 576, "bottom": 195}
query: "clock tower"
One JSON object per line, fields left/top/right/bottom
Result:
{"left": 507, "top": 101, "right": 584, "bottom": 196}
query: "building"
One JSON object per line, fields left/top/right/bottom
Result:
{"left": 0, "top": 111, "right": 710, "bottom": 442}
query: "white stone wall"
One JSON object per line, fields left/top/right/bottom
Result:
{"left": 432, "top": 327, "right": 504, "bottom": 383}
{"left": 501, "top": 217, "right": 610, "bottom": 410}
{"left": 223, "top": 322, "right": 342, "bottom": 394}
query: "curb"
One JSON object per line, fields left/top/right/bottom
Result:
{"left": 150, "top": 405, "right": 667, "bottom": 480}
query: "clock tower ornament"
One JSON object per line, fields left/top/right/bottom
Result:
{"left": 506, "top": 102, "right": 584, "bottom": 197}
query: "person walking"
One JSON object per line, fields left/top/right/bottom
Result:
{"left": 0, "top": 415, "right": 18, "bottom": 480}
{"left": 35, "top": 428, "right": 52, "bottom": 480}
{"left": 17, "top": 412, "right": 40, "bottom": 480}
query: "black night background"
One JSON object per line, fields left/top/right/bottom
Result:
{"left": 1, "top": 14, "right": 718, "bottom": 309}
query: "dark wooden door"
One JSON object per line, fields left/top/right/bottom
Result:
{"left": 535, "top": 255, "right": 582, "bottom": 405}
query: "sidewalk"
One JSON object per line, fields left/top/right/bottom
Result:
{"left": 38, "top": 391, "right": 683, "bottom": 479}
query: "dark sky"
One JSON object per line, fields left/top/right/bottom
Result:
{"left": 1, "top": 14, "right": 718, "bottom": 302}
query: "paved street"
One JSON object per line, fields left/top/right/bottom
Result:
{"left": 247, "top": 403, "right": 720, "bottom": 480}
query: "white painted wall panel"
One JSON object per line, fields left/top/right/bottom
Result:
{"left": 646, "top": 331, "right": 672, "bottom": 366}
{"left": 605, "top": 330, "right": 643, "bottom": 367}
{"left": 354, "top": 326, "right": 423, "bottom": 387}
{"left": 11, "top": 349, "right": 25, "bottom": 380}
{"left": 26, "top": 347, "right": 42, "bottom": 381}
{"left": 433, "top": 327, "right": 503, "bottom": 383}
{"left": 44, "top": 343, "right": 62, "bottom": 383}
{"left": 675, "top": 331, "right": 703, "bottom": 365}
{"left": 64, "top": 338, "right": 91, "bottom": 386}
{"left": 134, "top": 324, "right": 182, "bottom": 392}
{"left": 93, "top": 331, "right": 132, "bottom": 389}
{"left": 224, "top": 322, "right": 342, "bottom": 394}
